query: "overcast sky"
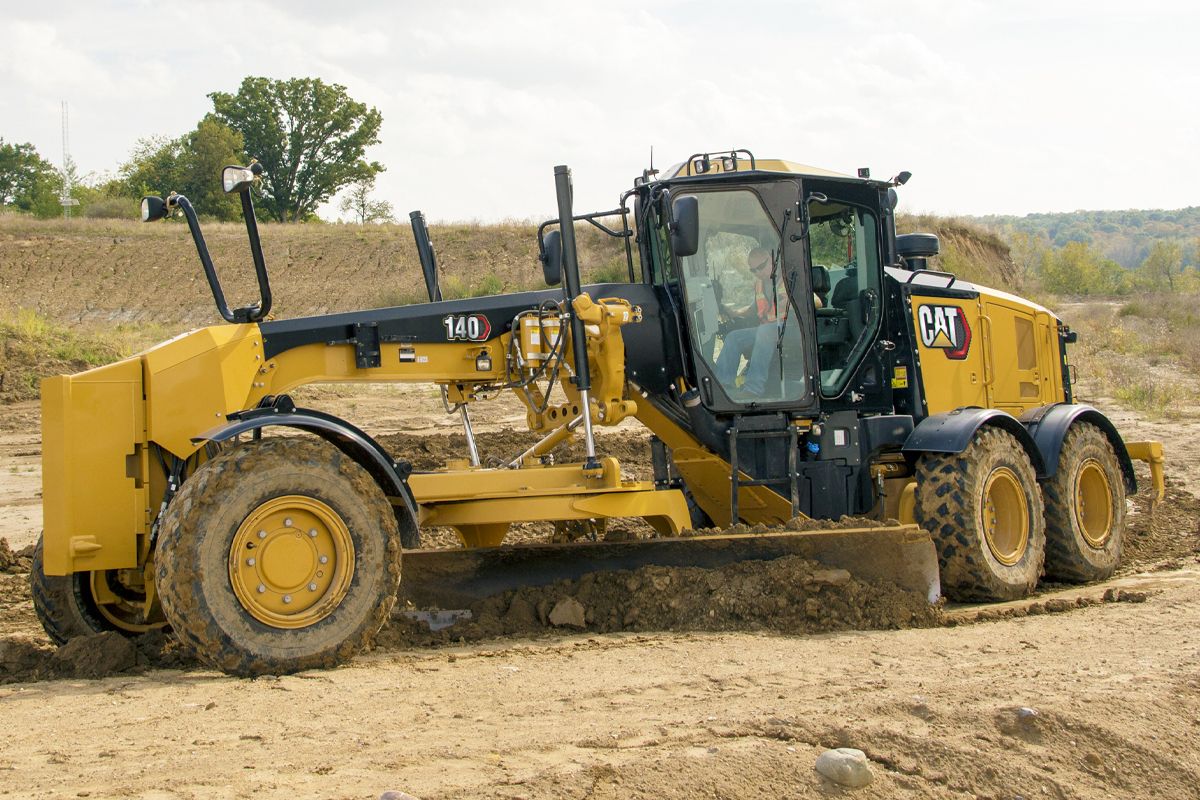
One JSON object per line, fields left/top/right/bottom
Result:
{"left": 1, "top": 1, "right": 1195, "bottom": 222}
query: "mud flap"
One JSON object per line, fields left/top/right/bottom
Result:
{"left": 398, "top": 525, "right": 942, "bottom": 610}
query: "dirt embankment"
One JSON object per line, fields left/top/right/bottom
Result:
{"left": 0, "top": 216, "right": 626, "bottom": 329}
{"left": 0, "top": 213, "right": 1015, "bottom": 330}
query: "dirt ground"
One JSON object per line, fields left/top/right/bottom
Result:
{"left": 2, "top": 369, "right": 1200, "bottom": 798}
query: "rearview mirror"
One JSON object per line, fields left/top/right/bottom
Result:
{"left": 140, "top": 195, "right": 168, "bottom": 222}
{"left": 222, "top": 162, "right": 263, "bottom": 194}
{"left": 670, "top": 195, "right": 699, "bottom": 257}
{"left": 541, "top": 230, "right": 563, "bottom": 286}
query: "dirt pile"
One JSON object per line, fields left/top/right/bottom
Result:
{"left": 0, "top": 629, "right": 197, "bottom": 685}
{"left": 378, "top": 553, "right": 941, "bottom": 650}
{"left": 1121, "top": 481, "right": 1200, "bottom": 572}
{"left": 0, "top": 537, "right": 33, "bottom": 573}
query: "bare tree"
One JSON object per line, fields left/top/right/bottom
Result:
{"left": 339, "top": 176, "right": 394, "bottom": 225}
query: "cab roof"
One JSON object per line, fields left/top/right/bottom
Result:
{"left": 661, "top": 157, "right": 855, "bottom": 181}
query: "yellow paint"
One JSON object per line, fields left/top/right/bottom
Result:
{"left": 228, "top": 495, "right": 354, "bottom": 629}
{"left": 911, "top": 288, "right": 1065, "bottom": 416}
{"left": 41, "top": 358, "right": 146, "bottom": 575}
{"left": 407, "top": 457, "right": 692, "bottom": 545}
{"left": 1125, "top": 441, "right": 1165, "bottom": 502}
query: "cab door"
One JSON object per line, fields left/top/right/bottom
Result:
{"left": 670, "top": 181, "right": 816, "bottom": 412}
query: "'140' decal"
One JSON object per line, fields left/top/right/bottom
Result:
{"left": 917, "top": 304, "right": 971, "bottom": 359}
{"left": 443, "top": 314, "right": 492, "bottom": 342}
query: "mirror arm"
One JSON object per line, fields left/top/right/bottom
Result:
{"left": 175, "top": 191, "right": 273, "bottom": 325}
{"left": 175, "top": 195, "right": 238, "bottom": 324}
{"left": 239, "top": 190, "right": 273, "bottom": 323}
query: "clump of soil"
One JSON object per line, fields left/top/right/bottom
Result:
{"left": 1121, "top": 481, "right": 1200, "bottom": 572}
{"left": 0, "top": 629, "right": 197, "bottom": 685}
{"left": 376, "top": 553, "right": 941, "bottom": 650}
{"left": 0, "top": 538, "right": 34, "bottom": 574}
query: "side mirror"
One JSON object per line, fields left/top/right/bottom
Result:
{"left": 222, "top": 162, "right": 263, "bottom": 194}
{"left": 140, "top": 195, "right": 168, "bottom": 222}
{"left": 670, "top": 195, "right": 699, "bottom": 257}
{"left": 541, "top": 229, "right": 563, "bottom": 286}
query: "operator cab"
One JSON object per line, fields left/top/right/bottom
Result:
{"left": 646, "top": 152, "right": 886, "bottom": 413}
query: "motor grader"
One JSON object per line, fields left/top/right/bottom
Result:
{"left": 32, "top": 150, "right": 1164, "bottom": 676}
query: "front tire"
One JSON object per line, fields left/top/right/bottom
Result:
{"left": 915, "top": 426, "right": 1046, "bottom": 601}
{"left": 1042, "top": 423, "right": 1126, "bottom": 582}
{"left": 156, "top": 438, "right": 402, "bottom": 676}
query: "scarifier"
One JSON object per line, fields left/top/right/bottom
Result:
{"left": 32, "top": 151, "right": 1164, "bottom": 675}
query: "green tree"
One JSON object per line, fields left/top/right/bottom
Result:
{"left": 0, "top": 139, "right": 58, "bottom": 213}
{"left": 339, "top": 176, "right": 394, "bottom": 224}
{"left": 209, "top": 76, "right": 384, "bottom": 222}
{"left": 1139, "top": 241, "right": 1184, "bottom": 291}
{"left": 1038, "top": 241, "right": 1130, "bottom": 295}
{"left": 1006, "top": 229, "right": 1049, "bottom": 289}
{"left": 118, "top": 118, "right": 245, "bottom": 220}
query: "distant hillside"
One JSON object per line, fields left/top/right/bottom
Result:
{"left": 0, "top": 213, "right": 1014, "bottom": 330}
{"left": 972, "top": 207, "right": 1200, "bottom": 269}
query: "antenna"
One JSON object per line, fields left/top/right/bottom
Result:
{"left": 59, "top": 101, "right": 79, "bottom": 219}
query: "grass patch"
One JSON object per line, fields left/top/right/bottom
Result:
{"left": 1113, "top": 380, "right": 1185, "bottom": 415}
{"left": 0, "top": 309, "right": 157, "bottom": 404}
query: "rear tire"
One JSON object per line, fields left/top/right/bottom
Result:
{"left": 155, "top": 438, "right": 402, "bottom": 677}
{"left": 1042, "top": 423, "right": 1126, "bottom": 582}
{"left": 915, "top": 426, "right": 1046, "bottom": 601}
{"left": 30, "top": 537, "right": 164, "bottom": 644}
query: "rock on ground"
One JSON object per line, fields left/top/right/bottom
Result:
{"left": 815, "top": 747, "right": 874, "bottom": 788}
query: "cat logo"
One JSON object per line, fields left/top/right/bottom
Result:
{"left": 917, "top": 304, "right": 972, "bottom": 360}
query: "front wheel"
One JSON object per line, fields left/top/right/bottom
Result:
{"left": 914, "top": 426, "right": 1046, "bottom": 601}
{"left": 155, "top": 438, "right": 402, "bottom": 677}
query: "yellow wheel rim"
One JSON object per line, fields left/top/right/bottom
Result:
{"left": 229, "top": 495, "right": 354, "bottom": 629}
{"left": 89, "top": 571, "right": 161, "bottom": 634}
{"left": 982, "top": 467, "right": 1029, "bottom": 566}
{"left": 1076, "top": 459, "right": 1114, "bottom": 548}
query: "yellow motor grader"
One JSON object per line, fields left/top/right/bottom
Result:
{"left": 32, "top": 151, "right": 1163, "bottom": 675}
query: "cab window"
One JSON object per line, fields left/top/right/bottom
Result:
{"left": 808, "top": 202, "right": 882, "bottom": 394}
{"left": 674, "top": 188, "right": 808, "bottom": 404}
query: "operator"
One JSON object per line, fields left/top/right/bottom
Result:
{"left": 714, "top": 247, "right": 786, "bottom": 397}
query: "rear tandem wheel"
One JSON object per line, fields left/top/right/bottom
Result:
{"left": 155, "top": 438, "right": 403, "bottom": 676}
{"left": 914, "top": 426, "right": 1046, "bottom": 601}
{"left": 1041, "top": 422, "right": 1126, "bottom": 582}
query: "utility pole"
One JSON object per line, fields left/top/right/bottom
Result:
{"left": 59, "top": 101, "right": 79, "bottom": 219}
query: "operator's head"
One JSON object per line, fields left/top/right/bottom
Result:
{"left": 747, "top": 247, "right": 771, "bottom": 275}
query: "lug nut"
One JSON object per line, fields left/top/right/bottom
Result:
{"left": 257, "top": 584, "right": 266, "bottom": 594}
{"left": 309, "top": 529, "right": 318, "bottom": 538}
{"left": 319, "top": 555, "right": 329, "bottom": 564}
{"left": 247, "top": 557, "right": 256, "bottom": 566}
{"left": 257, "top": 530, "right": 267, "bottom": 539}
{"left": 308, "top": 583, "right": 318, "bottom": 592}
{"left": 284, "top": 518, "right": 293, "bottom": 528}
{"left": 282, "top": 595, "right": 292, "bottom": 604}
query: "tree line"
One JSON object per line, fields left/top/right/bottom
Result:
{"left": 1004, "top": 228, "right": 1200, "bottom": 296}
{"left": 980, "top": 207, "right": 1200, "bottom": 270}
{"left": 0, "top": 76, "right": 393, "bottom": 224}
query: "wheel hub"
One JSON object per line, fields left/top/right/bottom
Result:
{"left": 1076, "top": 459, "right": 1114, "bottom": 548}
{"left": 981, "top": 467, "right": 1030, "bottom": 566}
{"left": 229, "top": 495, "right": 354, "bottom": 629}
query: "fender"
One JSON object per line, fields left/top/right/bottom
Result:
{"left": 902, "top": 407, "right": 1046, "bottom": 475}
{"left": 1020, "top": 403, "right": 1137, "bottom": 493}
{"left": 193, "top": 397, "right": 420, "bottom": 536}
